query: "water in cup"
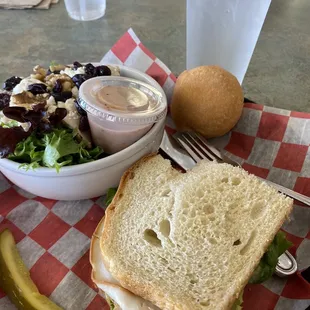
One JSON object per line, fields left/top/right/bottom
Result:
{"left": 187, "top": 0, "right": 272, "bottom": 84}
{"left": 64, "top": 0, "right": 106, "bottom": 21}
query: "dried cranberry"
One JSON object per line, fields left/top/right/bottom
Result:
{"left": 2, "top": 107, "right": 27, "bottom": 123}
{"left": 28, "top": 83, "right": 47, "bottom": 95}
{"left": 51, "top": 91, "right": 72, "bottom": 103}
{"left": 0, "top": 93, "right": 10, "bottom": 110}
{"left": 49, "top": 108, "right": 67, "bottom": 126}
{"left": 23, "top": 109, "right": 47, "bottom": 126}
{"left": 72, "top": 74, "right": 89, "bottom": 89}
{"left": 74, "top": 100, "right": 86, "bottom": 116}
{"left": 3, "top": 105, "right": 48, "bottom": 128}
{"left": 3, "top": 76, "right": 22, "bottom": 91}
{"left": 32, "top": 103, "right": 46, "bottom": 112}
{"left": 73, "top": 61, "right": 83, "bottom": 69}
{"left": 62, "top": 91, "right": 72, "bottom": 101}
{"left": 53, "top": 80, "right": 62, "bottom": 93}
{"left": 51, "top": 92, "right": 63, "bottom": 102}
{"left": 0, "top": 126, "right": 31, "bottom": 158}
{"left": 52, "top": 91, "right": 72, "bottom": 102}
{"left": 38, "top": 122, "right": 53, "bottom": 133}
{"left": 84, "top": 63, "right": 96, "bottom": 77}
{"left": 79, "top": 115, "right": 90, "bottom": 132}
{"left": 96, "top": 65, "right": 111, "bottom": 76}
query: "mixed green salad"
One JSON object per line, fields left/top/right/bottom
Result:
{"left": 0, "top": 61, "right": 118, "bottom": 171}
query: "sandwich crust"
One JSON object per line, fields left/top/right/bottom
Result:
{"left": 100, "top": 154, "right": 179, "bottom": 309}
{"left": 91, "top": 155, "right": 162, "bottom": 310}
{"left": 98, "top": 154, "right": 293, "bottom": 310}
{"left": 90, "top": 194, "right": 161, "bottom": 310}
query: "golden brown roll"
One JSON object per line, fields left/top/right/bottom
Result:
{"left": 170, "top": 65, "right": 244, "bottom": 138}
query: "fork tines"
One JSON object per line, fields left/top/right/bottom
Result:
{"left": 173, "top": 132, "right": 223, "bottom": 164}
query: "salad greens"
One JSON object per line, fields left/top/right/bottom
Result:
{"left": 0, "top": 61, "right": 116, "bottom": 171}
{"left": 8, "top": 128, "right": 103, "bottom": 172}
{"left": 105, "top": 188, "right": 118, "bottom": 206}
{"left": 49, "top": 60, "right": 59, "bottom": 66}
{"left": 229, "top": 231, "right": 291, "bottom": 309}
{"left": 105, "top": 294, "right": 115, "bottom": 310}
{"left": 231, "top": 290, "right": 243, "bottom": 310}
{"left": 0, "top": 119, "right": 19, "bottom": 128}
{"left": 249, "top": 231, "right": 292, "bottom": 284}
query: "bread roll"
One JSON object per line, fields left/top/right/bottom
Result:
{"left": 171, "top": 66, "right": 244, "bottom": 138}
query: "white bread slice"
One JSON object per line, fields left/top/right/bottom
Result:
{"left": 90, "top": 215, "right": 160, "bottom": 310}
{"left": 100, "top": 154, "right": 293, "bottom": 310}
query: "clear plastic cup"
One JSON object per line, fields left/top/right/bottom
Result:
{"left": 187, "top": 0, "right": 272, "bottom": 84}
{"left": 78, "top": 76, "right": 167, "bottom": 154}
{"left": 64, "top": 0, "right": 106, "bottom": 21}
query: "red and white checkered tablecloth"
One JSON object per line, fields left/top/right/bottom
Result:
{"left": 0, "top": 28, "right": 310, "bottom": 310}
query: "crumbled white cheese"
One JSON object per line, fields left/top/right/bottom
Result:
{"left": 62, "top": 98, "right": 80, "bottom": 129}
{"left": 63, "top": 117, "right": 79, "bottom": 130}
{"left": 65, "top": 111, "right": 80, "bottom": 121}
{"left": 60, "top": 67, "right": 85, "bottom": 78}
{"left": 46, "top": 95, "right": 56, "bottom": 107}
{"left": 107, "top": 65, "right": 120, "bottom": 76}
{"left": 71, "top": 86, "right": 79, "bottom": 98}
{"left": 46, "top": 96, "right": 57, "bottom": 114}
{"left": 66, "top": 111, "right": 80, "bottom": 120}
{"left": 57, "top": 101, "right": 66, "bottom": 109}
{"left": 64, "top": 98, "right": 76, "bottom": 112}
{"left": 20, "top": 122, "right": 31, "bottom": 132}
{"left": 12, "top": 77, "right": 46, "bottom": 95}
{"left": 47, "top": 104, "right": 57, "bottom": 114}
{"left": 60, "top": 65, "right": 120, "bottom": 79}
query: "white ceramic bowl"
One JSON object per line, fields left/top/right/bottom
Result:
{"left": 0, "top": 65, "right": 167, "bottom": 200}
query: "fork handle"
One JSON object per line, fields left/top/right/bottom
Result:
{"left": 260, "top": 177, "right": 310, "bottom": 206}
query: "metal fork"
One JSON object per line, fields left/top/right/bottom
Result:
{"left": 172, "top": 131, "right": 299, "bottom": 277}
{"left": 173, "top": 131, "right": 310, "bottom": 206}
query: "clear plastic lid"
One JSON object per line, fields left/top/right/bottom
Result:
{"left": 78, "top": 76, "right": 167, "bottom": 126}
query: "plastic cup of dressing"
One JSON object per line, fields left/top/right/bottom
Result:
{"left": 78, "top": 76, "right": 167, "bottom": 154}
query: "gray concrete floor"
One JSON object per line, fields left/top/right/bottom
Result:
{"left": 0, "top": 0, "right": 309, "bottom": 111}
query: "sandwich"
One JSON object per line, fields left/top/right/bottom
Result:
{"left": 90, "top": 154, "right": 293, "bottom": 310}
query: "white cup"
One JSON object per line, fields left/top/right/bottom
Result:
{"left": 64, "top": 0, "right": 106, "bottom": 21}
{"left": 187, "top": 0, "right": 272, "bottom": 84}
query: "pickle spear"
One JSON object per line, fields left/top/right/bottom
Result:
{"left": 0, "top": 229, "right": 63, "bottom": 310}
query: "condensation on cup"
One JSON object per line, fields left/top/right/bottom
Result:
{"left": 186, "top": 0, "right": 272, "bottom": 84}
{"left": 64, "top": 0, "right": 106, "bottom": 21}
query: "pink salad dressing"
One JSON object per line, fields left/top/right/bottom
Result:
{"left": 78, "top": 76, "right": 167, "bottom": 154}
